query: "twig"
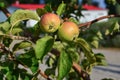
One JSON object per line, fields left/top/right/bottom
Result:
{"left": 38, "top": 69, "right": 51, "bottom": 80}
{"left": 3, "top": 34, "right": 31, "bottom": 40}
{"left": 9, "top": 35, "right": 31, "bottom": 40}
{"left": 72, "top": 62, "right": 90, "bottom": 80}
{"left": 0, "top": 8, "right": 11, "bottom": 17}
{"left": 78, "top": 14, "right": 120, "bottom": 28}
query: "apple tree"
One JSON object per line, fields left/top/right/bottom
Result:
{"left": 0, "top": 1, "right": 120, "bottom": 80}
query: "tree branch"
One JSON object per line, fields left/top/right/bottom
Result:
{"left": 78, "top": 14, "right": 120, "bottom": 28}
{"left": 0, "top": 8, "right": 11, "bottom": 17}
{"left": 72, "top": 62, "right": 90, "bottom": 80}
{"left": 37, "top": 69, "right": 51, "bottom": 80}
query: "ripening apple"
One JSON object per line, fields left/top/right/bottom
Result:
{"left": 58, "top": 21, "right": 79, "bottom": 42}
{"left": 40, "top": 13, "right": 61, "bottom": 33}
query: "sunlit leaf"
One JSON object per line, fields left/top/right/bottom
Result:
{"left": 75, "top": 38, "right": 96, "bottom": 63}
{"left": 56, "top": 2, "right": 66, "bottom": 16}
{"left": 58, "top": 50, "right": 72, "bottom": 80}
{"left": 0, "top": 21, "right": 11, "bottom": 34}
{"left": 96, "top": 31, "right": 103, "bottom": 39}
{"left": 95, "top": 53, "right": 107, "bottom": 66}
{"left": 13, "top": 41, "right": 32, "bottom": 51}
{"left": 6, "top": 71, "right": 13, "bottom": 80}
{"left": 35, "top": 36, "right": 54, "bottom": 60}
{"left": 10, "top": 9, "right": 39, "bottom": 27}
{"left": 67, "top": 47, "right": 80, "bottom": 63}
{"left": 69, "top": 17, "right": 79, "bottom": 24}
{"left": 105, "top": 21, "right": 120, "bottom": 35}
{"left": 91, "top": 40, "right": 99, "bottom": 48}
{"left": 53, "top": 41, "right": 64, "bottom": 52}
{"left": 11, "top": 28, "right": 23, "bottom": 35}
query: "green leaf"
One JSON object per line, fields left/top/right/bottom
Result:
{"left": 6, "top": 71, "right": 13, "bottom": 80}
{"left": 10, "top": 9, "right": 39, "bottom": 27}
{"left": 58, "top": 50, "right": 72, "bottom": 80}
{"left": 30, "top": 57, "right": 39, "bottom": 73}
{"left": 0, "top": 66, "right": 9, "bottom": 75}
{"left": 36, "top": 8, "right": 47, "bottom": 17}
{"left": 69, "top": 17, "right": 79, "bottom": 24}
{"left": 3, "top": 38, "right": 12, "bottom": 47}
{"left": 81, "top": 59, "right": 91, "bottom": 72}
{"left": 13, "top": 41, "right": 32, "bottom": 51}
{"left": 0, "top": 21, "right": 11, "bottom": 34}
{"left": 44, "top": 4, "right": 52, "bottom": 12}
{"left": 75, "top": 38, "right": 96, "bottom": 63}
{"left": 0, "top": 2, "right": 5, "bottom": 8}
{"left": 91, "top": 40, "right": 99, "bottom": 48}
{"left": 11, "top": 28, "right": 23, "bottom": 35}
{"left": 17, "top": 49, "right": 39, "bottom": 73}
{"left": 56, "top": 2, "right": 66, "bottom": 16}
{"left": 35, "top": 36, "right": 54, "bottom": 60}
{"left": 95, "top": 53, "right": 107, "bottom": 66}
{"left": 67, "top": 47, "right": 80, "bottom": 63}
{"left": 45, "top": 68, "right": 55, "bottom": 76}
{"left": 105, "top": 21, "right": 120, "bottom": 35}
{"left": 32, "top": 22, "right": 42, "bottom": 37}
{"left": 96, "top": 31, "right": 103, "bottom": 39}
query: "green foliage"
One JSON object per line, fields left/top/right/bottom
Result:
{"left": 0, "top": 2, "right": 5, "bottom": 8}
{"left": 56, "top": 2, "right": 66, "bottom": 16}
{"left": 0, "top": 1, "right": 117, "bottom": 80}
{"left": 10, "top": 9, "right": 39, "bottom": 27}
{"left": 85, "top": 18, "right": 120, "bottom": 47}
{"left": 95, "top": 53, "right": 107, "bottom": 66}
{"left": 75, "top": 38, "right": 96, "bottom": 63}
{"left": 105, "top": 0, "right": 116, "bottom": 5}
{"left": 35, "top": 36, "right": 54, "bottom": 60}
{"left": 58, "top": 50, "right": 72, "bottom": 80}
{"left": 0, "top": 0, "right": 8, "bottom": 8}
{"left": 45, "top": 0, "right": 82, "bottom": 20}
{"left": 0, "top": 21, "right": 11, "bottom": 34}
{"left": 105, "top": 21, "right": 120, "bottom": 35}
{"left": 13, "top": 41, "right": 32, "bottom": 51}
{"left": 36, "top": 8, "right": 47, "bottom": 17}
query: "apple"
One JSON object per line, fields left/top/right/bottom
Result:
{"left": 40, "top": 13, "right": 61, "bottom": 33}
{"left": 58, "top": 21, "right": 79, "bottom": 42}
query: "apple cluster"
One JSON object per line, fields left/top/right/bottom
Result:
{"left": 39, "top": 13, "right": 80, "bottom": 42}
